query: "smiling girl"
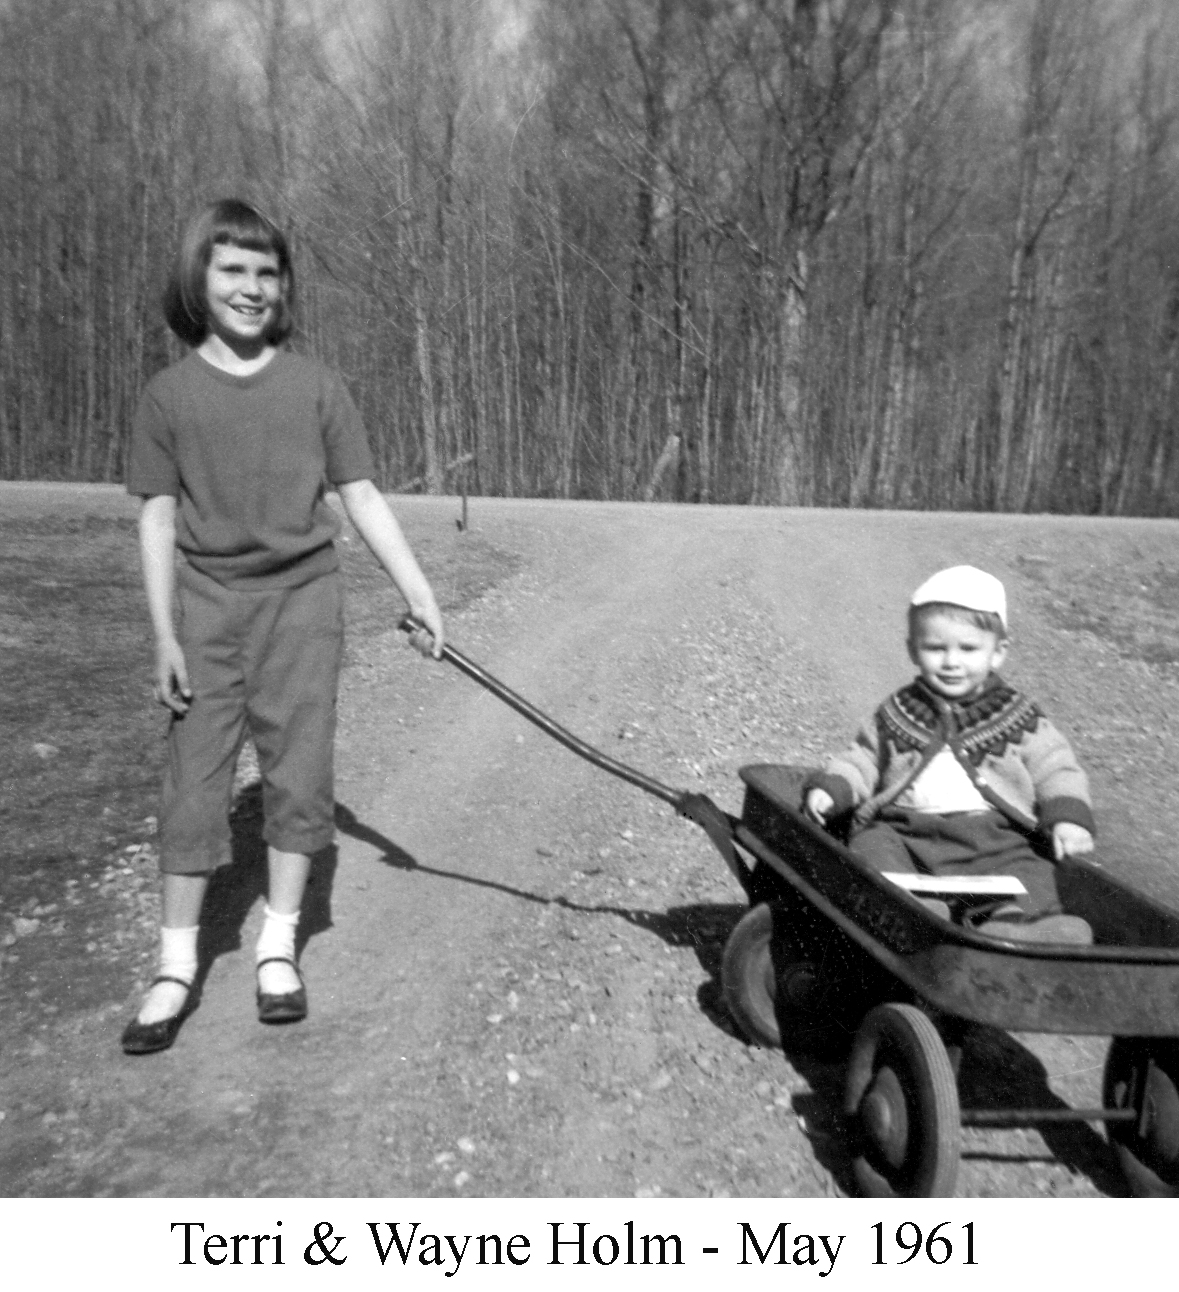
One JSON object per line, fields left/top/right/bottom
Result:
{"left": 122, "top": 199, "right": 443, "bottom": 1054}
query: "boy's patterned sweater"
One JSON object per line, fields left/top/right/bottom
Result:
{"left": 806, "top": 674, "right": 1095, "bottom": 837}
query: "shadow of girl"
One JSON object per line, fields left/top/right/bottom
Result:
{"left": 194, "top": 783, "right": 338, "bottom": 984}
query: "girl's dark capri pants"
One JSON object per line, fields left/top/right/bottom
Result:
{"left": 850, "top": 806, "right": 1066, "bottom": 918}
{"left": 159, "top": 563, "right": 344, "bottom": 874}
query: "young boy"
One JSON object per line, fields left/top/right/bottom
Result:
{"left": 803, "top": 565, "right": 1095, "bottom": 943}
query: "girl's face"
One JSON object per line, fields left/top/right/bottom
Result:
{"left": 204, "top": 242, "right": 283, "bottom": 350}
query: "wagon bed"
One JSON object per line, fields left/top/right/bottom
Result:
{"left": 734, "top": 763, "right": 1179, "bottom": 1038}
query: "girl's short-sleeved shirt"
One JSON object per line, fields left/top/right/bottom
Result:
{"left": 127, "top": 350, "right": 375, "bottom": 588}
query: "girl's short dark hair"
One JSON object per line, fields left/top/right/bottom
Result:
{"left": 163, "top": 198, "right": 294, "bottom": 347}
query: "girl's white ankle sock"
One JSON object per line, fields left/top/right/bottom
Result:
{"left": 256, "top": 904, "right": 299, "bottom": 965}
{"left": 135, "top": 925, "right": 199, "bottom": 1025}
{"left": 159, "top": 924, "right": 199, "bottom": 984}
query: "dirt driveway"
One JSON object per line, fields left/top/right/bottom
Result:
{"left": 3, "top": 491, "right": 1179, "bottom": 1198}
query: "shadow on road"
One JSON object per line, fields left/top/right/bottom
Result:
{"left": 953, "top": 1025, "right": 1127, "bottom": 1195}
{"left": 333, "top": 801, "right": 744, "bottom": 953}
{"left": 334, "top": 801, "right": 1125, "bottom": 1197}
{"left": 786, "top": 1024, "right": 1127, "bottom": 1198}
{"left": 194, "top": 784, "right": 338, "bottom": 986}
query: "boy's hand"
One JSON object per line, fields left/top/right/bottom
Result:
{"left": 1052, "top": 821, "right": 1094, "bottom": 860}
{"left": 405, "top": 603, "right": 444, "bottom": 660}
{"left": 154, "top": 638, "right": 192, "bottom": 715}
{"left": 805, "top": 788, "right": 834, "bottom": 824}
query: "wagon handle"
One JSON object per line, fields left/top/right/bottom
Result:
{"left": 399, "top": 614, "right": 685, "bottom": 808}
{"left": 398, "top": 615, "right": 746, "bottom": 882}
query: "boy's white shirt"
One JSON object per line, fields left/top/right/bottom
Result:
{"left": 895, "top": 746, "right": 990, "bottom": 814}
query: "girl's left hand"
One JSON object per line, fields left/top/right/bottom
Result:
{"left": 1052, "top": 821, "right": 1094, "bottom": 860}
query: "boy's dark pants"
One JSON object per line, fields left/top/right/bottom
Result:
{"left": 850, "top": 806, "right": 1064, "bottom": 918}
{"left": 159, "top": 565, "right": 344, "bottom": 874}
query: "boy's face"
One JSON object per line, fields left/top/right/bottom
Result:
{"left": 907, "top": 609, "right": 1007, "bottom": 701}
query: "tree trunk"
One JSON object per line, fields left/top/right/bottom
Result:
{"left": 412, "top": 273, "right": 443, "bottom": 495}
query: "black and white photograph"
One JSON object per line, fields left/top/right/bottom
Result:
{"left": 2, "top": 0, "right": 1178, "bottom": 1278}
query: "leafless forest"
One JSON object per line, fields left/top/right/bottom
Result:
{"left": 2, "top": 0, "right": 1178, "bottom": 511}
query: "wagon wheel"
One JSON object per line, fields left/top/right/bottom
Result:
{"left": 721, "top": 902, "right": 868, "bottom": 1054}
{"left": 722, "top": 903, "right": 782, "bottom": 1047}
{"left": 844, "top": 1003, "right": 960, "bottom": 1198}
{"left": 1103, "top": 1037, "right": 1179, "bottom": 1197}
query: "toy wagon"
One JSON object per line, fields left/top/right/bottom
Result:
{"left": 402, "top": 619, "right": 1179, "bottom": 1199}
{"left": 719, "top": 764, "right": 1179, "bottom": 1198}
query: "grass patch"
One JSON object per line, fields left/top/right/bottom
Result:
{"left": 1, "top": 516, "right": 161, "bottom": 873}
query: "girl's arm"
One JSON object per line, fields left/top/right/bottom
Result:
{"left": 139, "top": 494, "right": 191, "bottom": 713}
{"left": 337, "top": 479, "right": 444, "bottom": 658}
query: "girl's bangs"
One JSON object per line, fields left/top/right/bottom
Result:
{"left": 212, "top": 224, "right": 281, "bottom": 256}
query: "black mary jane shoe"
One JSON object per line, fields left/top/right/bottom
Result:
{"left": 256, "top": 956, "right": 308, "bottom": 1024}
{"left": 120, "top": 975, "right": 199, "bottom": 1056}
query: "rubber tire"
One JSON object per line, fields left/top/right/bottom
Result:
{"left": 722, "top": 901, "right": 873, "bottom": 1054}
{"left": 844, "top": 1003, "right": 961, "bottom": 1198}
{"left": 1103, "top": 1037, "right": 1179, "bottom": 1197}
{"left": 722, "top": 903, "right": 782, "bottom": 1047}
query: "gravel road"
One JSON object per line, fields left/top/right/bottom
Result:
{"left": 4, "top": 490, "right": 1179, "bottom": 1198}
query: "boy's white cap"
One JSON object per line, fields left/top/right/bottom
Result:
{"left": 910, "top": 565, "right": 1007, "bottom": 631}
